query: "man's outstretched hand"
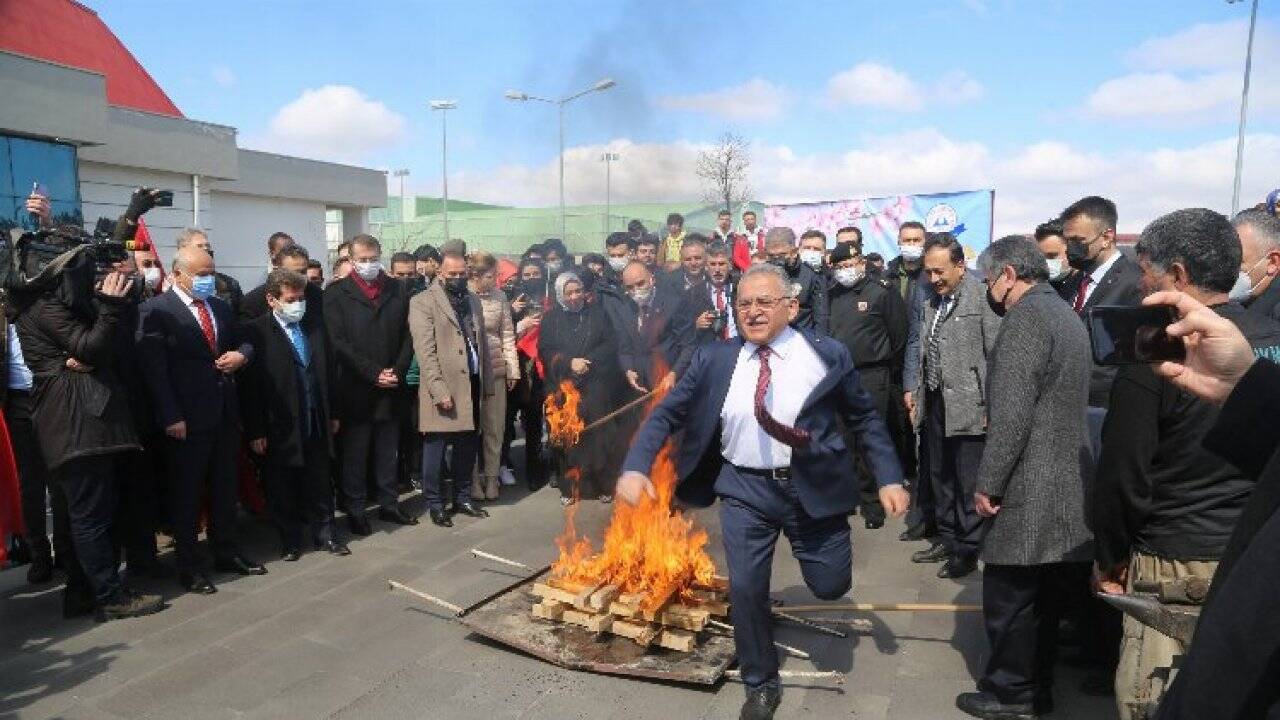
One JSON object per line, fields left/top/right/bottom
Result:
{"left": 879, "top": 483, "right": 910, "bottom": 518}
{"left": 615, "top": 471, "right": 656, "bottom": 505}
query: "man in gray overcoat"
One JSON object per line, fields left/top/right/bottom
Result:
{"left": 956, "top": 236, "right": 1094, "bottom": 720}
{"left": 904, "top": 232, "right": 1001, "bottom": 579}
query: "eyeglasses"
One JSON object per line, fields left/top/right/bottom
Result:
{"left": 734, "top": 296, "right": 789, "bottom": 312}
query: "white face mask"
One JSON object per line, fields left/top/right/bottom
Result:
{"left": 607, "top": 256, "right": 629, "bottom": 272}
{"left": 799, "top": 249, "right": 824, "bottom": 270}
{"left": 545, "top": 259, "right": 564, "bottom": 273}
{"left": 630, "top": 286, "right": 654, "bottom": 306}
{"left": 1229, "top": 257, "right": 1268, "bottom": 302}
{"left": 354, "top": 261, "right": 381, "bottom": 281}
{"left": 1045, "top": 258, "right": 1068, "bottom": 281}
{"left": 143, "top": 266, "right": 162, "bottom": 289}
{"left": 898, "top": 244, "right": 923, "bottom": 261}
{"left": 834, "top": 267, "right": 863, "bottom": 287}
{"left": 274, "top": 299, "right": 307, "bottom": 324}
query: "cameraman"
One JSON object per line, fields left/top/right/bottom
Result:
{"left": 12, "top": 241, "right": 164, "bottom": 621}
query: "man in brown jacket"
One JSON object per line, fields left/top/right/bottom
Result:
{"left": 408, "top": 250, "right": 492, "bottom": 527}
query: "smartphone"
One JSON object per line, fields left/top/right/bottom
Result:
{"left": 153, "top": 190, "right": 174, "bottom": 207}
{"left": 1087, "top": 305, "right": 1186, "bottom": 366}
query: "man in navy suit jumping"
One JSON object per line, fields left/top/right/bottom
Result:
{"left": 617, "top": 255, "right": 910, "bottom": 720}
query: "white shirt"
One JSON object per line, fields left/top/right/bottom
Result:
{"left": 1082, "top": 251, "right": 1121, "bottom": 306}
{"left": 708, "top": 282, "right": 738, "bottom": 339}
{"left": 173, "top": 284, "right": 219, "bottom": 343}
{"left": 7, "top": 324, "right": 33, "bottom": 391}
{"left": 719, "top": 326, "right": 827, "bottom": 469}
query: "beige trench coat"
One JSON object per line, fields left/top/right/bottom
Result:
{"left": 408, "top": 281, "right": 491, "bottom": 433}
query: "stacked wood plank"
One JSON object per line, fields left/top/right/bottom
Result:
{"left": 529, "top": 576, "right": 731, "bottom": 653}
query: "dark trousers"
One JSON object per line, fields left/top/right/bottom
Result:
{"left": 718, "top": 466, "right": 852, "bottom": 689}
{"left": 848, "top": 366, "right": 891, "bottom": 522}
{"left": 422, "top": 431, "right": 478, "bottom": 511}
{"left": 8, "top": 392, "right": 72, "bottom": 564}
{"left": 115, "top": 441, "right": 162, "bottom": 567}
{"left": 981, "top": 562, "right": 1090, "bottom": 704}
{"left": 166, "top": 421, "right": 240, "bottom": 571}
{"left": 340, "top": 419, "right": 399, "bottom": 518}
{"left": 924, "top": 389, "right": 987, "bottom": 560}
{"left": 56, "top": 456, "right": 122, "bottom": 604}
{"left": 521, "top": 376, "right": 546, "bottom": 488}
{"left": 264, "top": 432, "right": 337, "bottom": 551}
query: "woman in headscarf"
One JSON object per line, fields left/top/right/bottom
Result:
{"left": 538, "top": 271, "right": 627, "bottom": 504}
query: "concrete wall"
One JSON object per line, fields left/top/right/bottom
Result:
{"left": 0, "top": 51, "right": 107, "bottom": 145}
{"left": 78, "top": 160, "right": 206, "bottom": 246}
{"left": 211, "top": 191, "right": 329, "bottom": 290}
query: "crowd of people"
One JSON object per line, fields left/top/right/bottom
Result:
{"left": 4, "top": 187, "right": 1280, "bottom": 719}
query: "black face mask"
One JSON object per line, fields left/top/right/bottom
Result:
{"left": 444, "top": 277, "right": 468, "bottom": 296}
{"left": 521, "top": 278, "right": 547, "bottom": 298}
{"left": 1065, "top": 238, "right": 1093, "bottom": 271}
{"left": 986, "top": 282, "right": 1011, "bottom": 317}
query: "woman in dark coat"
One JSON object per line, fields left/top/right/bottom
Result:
{"left": 538, "top": 272, "right": 627, "bottom": 503}
{"left": 505, "top": 259, "right": 549, "bottom": 490}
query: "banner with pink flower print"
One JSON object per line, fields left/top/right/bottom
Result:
{"left": 763, "top": 189, "right": 994, "bottom": 263}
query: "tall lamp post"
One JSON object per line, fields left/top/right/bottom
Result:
{"left": 1228, "top": 0, "right": 1260, "bottom": 215}
{"left": 429, "top": 100, "right": 457, "bottom": 243}
{"left": 600, "top": 152, "right": 620, "bottom": 236}
{"left": 391, "top": 168, "right": 410, "bottom": 246}
{"left": 505, "top": 78, "right": 616, "bottom": 242}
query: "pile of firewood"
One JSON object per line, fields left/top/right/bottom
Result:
{"left": 529, "top": 576, "right": 731, "bottom": 653}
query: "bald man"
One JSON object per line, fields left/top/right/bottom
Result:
{"left": 138, "top": 246, "right": 266, "bottom": 595}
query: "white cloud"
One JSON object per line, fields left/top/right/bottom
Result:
{"left": 212, "top": 65, "right": 236, "bottom": 88}
{"left": 1085, "top": 19, "right": 1278, "bottom": 120}
{"left": 435, "top": 131, "right": 1280, "bottom": 238}
{"left": 824, "top": 62, "right": 984, "bottom": 111}
{"left": 656, "top": 78, "right": 790, "bottom": 121}
{"left": 250, "top": 85, "right": 407, "bottom": 163}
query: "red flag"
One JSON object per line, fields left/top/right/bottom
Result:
{"left": 0, "top": 410, "right": 25, "bottom": 565}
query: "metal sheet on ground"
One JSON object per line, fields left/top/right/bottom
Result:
{"left": 457, "top": 570, "right": 737, "bottom": 685}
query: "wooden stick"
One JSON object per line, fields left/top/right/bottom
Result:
{"left": 772, "top": 610, "right": 848, "bottom": 639}
{"left": 787, "top": 616, "right": 875, "bottom": 632}
{"left": 580, "top": 390, "right": 660, "bottom": 435}
{"left": 708, "top": 619, "right": 810, "bottom": 659}
{"left": 388, "top": 579, "right": 463, "bottom": 614}
{"left": 725, "top": 669, "right": 845, "bottom": 684}
{"left": 469, "top": 548, "right": 531, "bottom": 569}
{"left": 779, "top": 603, "right": 982, "bottom": 613}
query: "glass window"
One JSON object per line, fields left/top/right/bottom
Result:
{"left": 0, "top": 134, "right": 81, "bottom": 234}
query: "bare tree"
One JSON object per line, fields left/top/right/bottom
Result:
{"left": 696, "top": 132, "right": 752, "bottom": 215}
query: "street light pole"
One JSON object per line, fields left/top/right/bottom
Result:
{"left": 506, "top": 78, "right": 616, "bottom": 245}
{"left": 600, "top": 152, "right": 619, "bottom": 236}
{"left": 1229, "top": 0, "right": 1260, "bottom": 215}
{"left": 392, "top": 168, "right": 410, "bottom": 246}
{"left": 430, "top": 100, "right": 458, "bottom": 243}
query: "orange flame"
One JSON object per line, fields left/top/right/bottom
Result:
{"left": 544, "top": 380, "right": 585, "bottom": 448}
{"left": 549, "top": 360, "right": 719, "bottom": 609}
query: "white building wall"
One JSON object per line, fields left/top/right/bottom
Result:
{"left": 210, "top": 191, "right": 328, "bottom": 290}
{"left": 78, "top": 161, "right": 208, "bottom": 249}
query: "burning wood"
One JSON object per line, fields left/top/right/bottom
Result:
{"left": 543, "top": 381, "right": 585, "bottom": 447}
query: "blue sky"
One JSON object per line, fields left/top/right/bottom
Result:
{"left": 97, "top": 0, "right": 1279, "bottom": 232}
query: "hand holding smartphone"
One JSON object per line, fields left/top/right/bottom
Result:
{"left": 1087, "top": 305, "right": 1186, "bottom": 365}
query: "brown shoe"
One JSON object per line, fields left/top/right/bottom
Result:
{"left": 484, "top": 475, "right": 500, "bottom": 500}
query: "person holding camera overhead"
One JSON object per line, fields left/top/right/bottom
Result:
{"left": 10, "top": 187, "right": 167, "bottom": 620}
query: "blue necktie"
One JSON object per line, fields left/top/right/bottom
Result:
{"left": 285, "top": 323, "right": 309, "bottom": 367}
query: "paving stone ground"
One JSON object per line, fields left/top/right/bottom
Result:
{"left": 0, "top": 472, "right": 1119, "bottom": 720}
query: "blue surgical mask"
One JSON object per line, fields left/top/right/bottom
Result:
{"left": 190, "top": 274, "right": 217, "bottom": 300}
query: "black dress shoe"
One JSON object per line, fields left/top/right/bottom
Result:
{"left": 938, "top": 556, "right": 979, "bottom": 579}
{"left": 454, "top": 500, "right": 489, "bottom": 518}
{"left": 348, "top": 515, "right": 373, "bottom": 536}
{"left": 912, "top": 542, "right": 950, "bottom": 563}
{"left": 378, "top": 507, "right": 419, "bottom": 526}
{"left": 428, "top": 508, "right": 453, "bottom": 527}
{"left": 214, "top": 554, "right": 268, "bottom": 576}
{"left": 282, "top": 549, "right": 301, "bottom": 562}
{"left": 956, "top": 691, "right": 1037, "bottom": 719}
{"left": 316, "top": 539, "right": 351, "bottom": 556}
{"left": 179, "top": 571, "right": 217, "bottom": 595}
{"left": 739, "top": 685, "right": 782, "bottom": 720}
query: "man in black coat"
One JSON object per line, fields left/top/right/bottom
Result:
{"left": 243, "top": 270, "right": 349, "bottom": 560}
{"left": 137, "top": 246, "right": 266, "bottom": 595}
{"left": 827, "top": 242, "right": 907, "bottom": 529}
{"left": 657, "top": 234, "right": 708, "bottom": 296}
{"left": 1234, "top": 209, "right": 1280, "bottom": 324}
{"left": 763, "top": 227, "right": 830, "bottom": 334}
{"left": 607, "top": 261, "right": 690, "bottom": 394}
{"left": 680, "top": 241, "right": 738, "bottom": 350}
{"left": 239, "top": 245, "right": 323, "bottom": 324}
{"left": 323, "top": 234, "right": 416, "bottom": 535}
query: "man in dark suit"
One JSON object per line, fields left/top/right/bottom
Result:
{"left": 680, "top": 241, "right": 738, "bottom": 350}
{"left": 239, "top": 245, "right": 323, "bottom": 324}
{"left": 657, "top": 234, "right": 708, "bottom": 296}
{"left": 954, "top": 237, "right": 1094, "bottom": 720}
{"left": 323, "top": 234, "right": 416, "bottom": 535}
{"left": 175, "top": 228, "right": 244, "bottom": 316}
{"left": 616, "top": 264, "right": 909, "bottom": 720}
{"left": 242, "top": 270, "right": 349, "bottom": 560}
{"left": 137, "top": 246, "right": 267, "bottom": 595}
{"left": 763, "top": 227, "right": 830, "bottom": 335}
{"left": 609, "top": 261, "right": 689, "bottom": 394}
{"left": 1059, "top": 196, "right": 1144, "bottom": 408}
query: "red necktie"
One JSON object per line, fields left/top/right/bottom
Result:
{"left": 193, "top": 299, "right": 217, "bottom": 353}
{"left": 1073, "top": 275, "right": 1092, "bottom": 314}
{"left": 753, "top": 346, "right": 810, "bottom": 450}
{"left": 715, "top": 287, "right": 728, "bottom": 340}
